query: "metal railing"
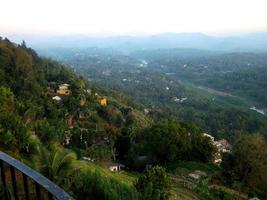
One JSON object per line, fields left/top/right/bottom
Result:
{"left": 0, "top": 151, "right": 72, "bottom": 200}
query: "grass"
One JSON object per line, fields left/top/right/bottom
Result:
{"left": 166, "top": 161, "right": 221, "bottom": 200}
{"left": 209, "top": 184, "right": 248, "bottom": 200}
{"left": 183, "top": 81, "right": 253, "bottom": 111}
{"left": 167, "top": 161, "right": 220, "bottom": 176}
{"left": 84, "top": 162, "right": 138, "bottom": 186}
{"left": 171, "top": 182, "right": 203, "bottom": 200}
{"left": 84, "top": 161, "right": 204, "bottom": 200}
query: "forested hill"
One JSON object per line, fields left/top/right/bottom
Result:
{"left": 0, "top": 37, "right": 151, "bottom": 155}
{"left": 39, "top": 47, "right": 267, "bottom": 140}
{"left": 0, "top": 37, "right": 218, "bottom": 200}
{"left": 141, "top": 50, "right": 267, "bottom": 108}
{"left": 1, "top": 37, "right": 267, "bottom": 200}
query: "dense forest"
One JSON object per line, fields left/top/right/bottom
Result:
{"left": 137, "top": 50, "right": 267, "bottom": 108}
{"left": 39, "top": 47, "right": 267, "bottom": 140}
{"left": 0, "top": 38, "right": 267, "bottom": 200}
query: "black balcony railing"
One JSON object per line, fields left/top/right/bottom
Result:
{"left": 0, "top": 151, "right": 72, "bottom": 200}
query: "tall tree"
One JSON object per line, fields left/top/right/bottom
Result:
{"left": 33, "top": 145, "right": 80, "bottom": 189}
{"left": 135, "top": 166, "right": 171, "bottom": 200}
{"left": 222, "top": 134, "right": 267, "bottom": 197}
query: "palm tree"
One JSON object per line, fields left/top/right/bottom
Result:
{"left": 33, "top": 144, "right": 80, "bottom": 189}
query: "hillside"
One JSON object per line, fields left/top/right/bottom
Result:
{"left": 0, "top": 37, "right": 154, "bottom": 199}
{"left": 1, "top": 38, "right": 266, "bottom": 200}
{"left": 143, "top": 50, "right": 267, "bottom": 108}
{"left": 38, "top": 47, "right": 267, "bottom": 140}
{"left": 0, "top": 38, "right": 151, "bottom": 148}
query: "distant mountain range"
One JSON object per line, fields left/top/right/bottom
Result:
{"left": 6, "top": 32, "right": 267, "bottom": 53}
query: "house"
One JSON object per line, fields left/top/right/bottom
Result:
{"left": 52, "top": 96, "right": 62, "bottom": 101}
{"left": 109, "top": 164, "right": 120, "bottom": 172}
{"left": 57, "top": 84, "right": 71, "bottom": 96}
{"left": 82, "top": 156, "right": 95, "bottom": 162}
{"left": 100, "top": 97, "right": 107, "bottom": 106}
{"left": 172, "top": 97, "right": 188, "bottom": 103}
{"left": 214, "top": 139, "right": 232, "bottom": 153}
{"left": 187, "top": 170, "right": 207, "bottom": 182}
{"left": 101, "top": 162, "right": 125, "bottom": 172}
{"left": 180, "top": 97, "right": 187, "bottom": 102}
{"left": 213, "top": 153, "right": 222, "bottom": 164}
{"left": 202, "top": 133, "right": 232, "bottom": 165}
{"left": 144, "top": 108, "right": 149, "bottom": 114}
{"left": 203, "top": 133, "right": 215, "bottom": 142}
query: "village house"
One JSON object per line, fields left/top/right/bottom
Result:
{"left": 203, "top": 133, "right": 215, "bottom": 142}
{"left": 52, "top": 96, "right": 62, "bottom": 101}
{"left": 100, "top": 97, "right": 107, "bottom": 106}
{"left": 214, "top": 139, "right": 232, "bottom": 153}
{"left": 203, "top": 133, "right": 232, "bottom": 164}
{"left": 172, "top": 97, "right": 188, "bottom": 103}
{"left": 213, "top": 153, "right": 222, "bottom": 164}
{"left": 144, "top": 108, "right": 149, "bottom": 114}
{"left": 100, "top": 162, "right": 125, "bottom": 172}
{"left": 57, "top": 83, "right": 71, "bottom": 96}
{"left": 187, "top": 170, "right": 207, "bottom": 182}
{"left": 82, "top": 156, "right": 96, "bottom": 163}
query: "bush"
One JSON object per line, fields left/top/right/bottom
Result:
{"left": 135, "top": 166, "right": 171, "bottom": 200}
{"left": 72, "top": 170, "right": 139, "bottom": 200}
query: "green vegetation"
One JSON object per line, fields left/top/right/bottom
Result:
{"left": 32, "top": 144, "right": 79, "bottom": 189}
{"left": 0, "top": 38, "right": 266, "bottom": 200}
{"left": 72, "top": 169, "right": 139, "bottom": 200}
{"left": 42, "top": 47, "right": 267, "bottom": 140}
{"left": 221, "top": 134, "right": 267, "bottom": 198}
{"left": 143, "top": 121, "right": 216, "bottom": 164}
{"left": 135, "top": 166, "right": 171, "bottom": 200}
{"left": 0, "top": 38, "right": 149, "bottom": 199}
{"left": 167, "top": 161, "right": 220, "bottom": 176}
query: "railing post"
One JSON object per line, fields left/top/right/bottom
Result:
{"left": 35, "top": 181, "right": 41, "bottom": 200}
{"left": 10, "top": 165, "right": 19, "bottom": 200}
{"left": 0, "top": 151, "right": 73, "bottom": 200}
{"left": 0, "top": 160, "right": 8, "bottom": 199}
{"left": 48, "top": 191, "right": 53, "bottom": 200}
{"left": 23, "top": 173, "right": 30, "bottom": 200}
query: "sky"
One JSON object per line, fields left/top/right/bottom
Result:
{"left": 1, "top": 0, "right": 267, "bottom": 36}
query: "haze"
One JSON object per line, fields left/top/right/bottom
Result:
{"left": 1, "top": 0, "right": 267, "bottom": 36}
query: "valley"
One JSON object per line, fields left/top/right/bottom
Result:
{"left": 0, "top": 37, "right": 266, "bottom": 200}
{"left": 38, "top": 47, "right": 267, "bottom": 140}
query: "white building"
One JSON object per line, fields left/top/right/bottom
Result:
{"left": 52, "top": 96, "right": 61, "bottom": 101}
{"left": 203, "top": 133, "right": 215, "bottom": 142}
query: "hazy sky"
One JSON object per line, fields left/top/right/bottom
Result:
{"left": 1, "top": 0, "right": 267, "bottom": 36}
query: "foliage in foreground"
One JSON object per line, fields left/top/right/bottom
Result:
{"left": 221, "top": 134, "right": 267, "bottom": 198}
{"left": 135, "top": 166, "right": 171, "bottom": 200}
{"left": 72, "top": 169, "right": 139, "bottom": 200}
